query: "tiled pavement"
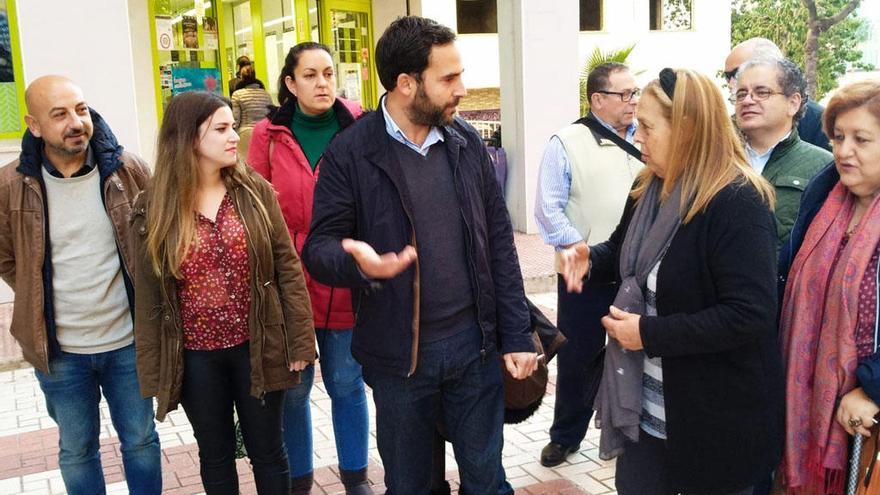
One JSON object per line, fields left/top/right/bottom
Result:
{"left": 0, "top": 234, "right": 618, "bottom": 494}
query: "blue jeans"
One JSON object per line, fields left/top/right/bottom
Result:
{"left": 35, "top": 343, "right": 161, "bottom": 495}
{"left": 363, "top": 326, "right": 512, "bottom": 495}
{"left": 283, "top": 328, "right": 369, "bottom": 476}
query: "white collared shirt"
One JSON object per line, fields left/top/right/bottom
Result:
{"left": 381, "top": 97, "right": 445, "bottom": 156}
{"left": 746, "top": 130, "right": 791, "bottom": 174}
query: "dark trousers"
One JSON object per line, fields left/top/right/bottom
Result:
{"left": 616, "top": 430, "right": 754, "bottom": 495}
{"left": 549, "top": 276, "right": 615, "bottom": 447}
{"left": 180, "top": 342, "right": 289, "bottom": 495}
{"left": 363, "top": 326, "right": 512, "bottom": 495}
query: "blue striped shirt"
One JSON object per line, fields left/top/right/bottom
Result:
{"left": 534, "top": 114, "right": 636, "bottom": 249}
{"left": 381, "top": 96, "right": 445, "bottom": 156}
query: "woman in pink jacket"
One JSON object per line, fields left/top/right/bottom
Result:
{"left": 247, "top": 42, "right": 370, "bottom": 495}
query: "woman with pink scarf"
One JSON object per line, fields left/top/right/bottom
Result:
{"left": 778, "top": 79, "right": 880, "bottom": 494}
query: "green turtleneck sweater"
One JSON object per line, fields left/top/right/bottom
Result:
{"left": 290, "top": 103, "right": 340, "bottom": 171}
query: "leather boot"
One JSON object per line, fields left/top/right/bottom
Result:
{"left": 340, "top": 467, "right": 375, "bottom": 495}
{"left": 289, "top": 471, "right": 313, "bottom": 495}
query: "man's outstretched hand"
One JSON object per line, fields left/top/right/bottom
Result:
{"left": 342, "top": 238, "right": 417, "bottom": 279}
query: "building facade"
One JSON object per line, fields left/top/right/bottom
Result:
{"left": 0, "top": 0, "right": 731, "bottom": 233}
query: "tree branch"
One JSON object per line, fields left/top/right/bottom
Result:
{"left": 802, "top": 0, "right": 819, "bottom": 21}
{"left": 825, "top": 0, "right": 861, "bottom": 27}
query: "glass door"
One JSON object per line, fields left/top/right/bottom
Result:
{"left": 219, "top": 0, "right": 257, "bottom": 96}
{"left": 261, "top": 0, "right": 301, "bottom": 102}
{"left": 321, "top": 0, "right": 375, "bottom": 109}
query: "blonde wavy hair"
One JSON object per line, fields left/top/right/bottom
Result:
{"left": 146, "top": 91, "right": 272, "bottom": 279}
{"left": 632, "top": 68, "right": 775, "bottom": 222}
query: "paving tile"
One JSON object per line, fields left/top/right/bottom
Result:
{"left": 0, "top": 234, "right": 597, "bottom": 494}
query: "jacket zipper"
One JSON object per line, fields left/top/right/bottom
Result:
{"left": 324, "top": 287, "right": 334, "bottom": 329}
{"left": 372, "top": 152, "right": 421, "bottom": 376}
{"left": 23, "top": 177, "right": 51, "bottom": 371}
{"left": 233, "top": 188, "right": 269, "bottom": 399}
{"left": 453, "top": 167, "right": 486, "bottom": 360}
{"left": 104, "top": 179, "right": 134, "bottom": 279}
{"left": 408, "top": 232, "right": 421, "bottom": 376}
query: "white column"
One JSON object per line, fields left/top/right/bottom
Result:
{"left": 14, "top": 0, "right": 158, "bottom": 161}
{"left": 498, "top": 0, "right": 580, "bottom": 233}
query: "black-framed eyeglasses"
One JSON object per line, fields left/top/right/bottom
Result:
{"left": 729, "top": 87, "right": 787, "bottom": 104}
{"left": 723, "top": 67, "right": 738, "bottom": 82}
{"left": 597, "top": 88, "right": 641, "bottom": 102}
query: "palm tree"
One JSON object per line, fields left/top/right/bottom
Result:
{"left": 579, "top": 44, "right": 636, "bottom": 115}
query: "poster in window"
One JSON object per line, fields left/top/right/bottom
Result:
{"left": 0, "top": 0, "right": 20, "bottom": 135}
{"left": 181, "top": 16, "right": 199, "bottom": 49}
{"left": 203, "top": 17, "right": 218, "bottom": 50}
{"left": 338, "top": 63, "right": 361, "bottom": 103}
{"left": 156, "top": 16, "right": 174, "bottom": 51}
{"left": 171, "top": 67, "right": 221, "bottom": 95}
{"left": 0, "top": 5, "right": 13, "bottom": 82}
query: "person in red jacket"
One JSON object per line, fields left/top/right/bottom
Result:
{"left": 247, "top": 42, "right": 370, "bottom": 495}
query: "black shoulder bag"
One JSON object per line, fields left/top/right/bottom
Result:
{"left": 576, "top": 116, "right": 643, "bottom": 163}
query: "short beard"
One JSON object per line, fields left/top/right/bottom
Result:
{"left": 46, "top": 140, "right": 88, "bottom": 157}
{"left": 407, "top": 83, "right": 458, "bottom": 128}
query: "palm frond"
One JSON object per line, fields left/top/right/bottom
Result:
{"left": 579, "top": 43, "right": 637, "bottom": 115}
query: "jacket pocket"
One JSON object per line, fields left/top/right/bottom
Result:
{"left": 773, "top": 175, "right": 810, "bottom": 242}
{"left": 772, "top": 175, "right": 808, "bottom": 191}
{"left": 260, "top": 285, "right": 292, "bottom": 374}
{"left": 262, "top": 284, "right": 285, "bottom": 325}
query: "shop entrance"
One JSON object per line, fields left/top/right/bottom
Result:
{"left": 150, "top": 0, "right": 376, "bottom": 117}
{"left": 149, "top": 0, "right": 224, "bottom": 115}
{"left": 321, "top": 0, "right": 375, "bottom": 109}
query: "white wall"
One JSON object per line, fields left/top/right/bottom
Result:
{"left": 421, "top": 0, "right": 456, "bottom": 28}
{"left": 14, "top": 0, "right": 157, "bottom": 161}
{"left": 499, "top": 0, "right": 580, "bottom": 233}
{"left": 458, "top": 34, "right": 500, "bottom": 89}
{"left": 439, "top": 0, "right": 731, "bottom": 89}
{"left": 581, "top": 0, "right": 731, "bottom": 86}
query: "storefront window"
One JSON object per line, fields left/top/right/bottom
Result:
{"left": 328, "top": 8, "right": 374, "bottom": 107}
{"left": 308, "top": 0, "right": 319, "bottom": 43}
{"left": 152, "top": 0, "right": 223, "bottom": 110}
{"left": 262, "top": 0, "right": 299, "bottom": 101}
{"left": 0, "top": 0, "right": 24, "bottom": 138}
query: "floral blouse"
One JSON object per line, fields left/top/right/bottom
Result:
{"left": 834, "top": 235, "right": 879, "bottom": 359}
{"left": 177, "top": 194, "right": 251, "bottom": 351}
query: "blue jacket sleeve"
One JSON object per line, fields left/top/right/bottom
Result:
{"left": 301, "top": 146, "right": 372, "bottom": 289}
{"left": 478, "top": 141, "right": 534, "bottom": 355}
{"left": 858, "top": 354, "right": 880, "bottom": 405}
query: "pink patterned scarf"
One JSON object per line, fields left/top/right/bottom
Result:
{"left": 780, "top": 182, "right": 880, "bottom": 495}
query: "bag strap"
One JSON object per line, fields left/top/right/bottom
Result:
{"left": 577, "top": 115, "right": 643, "bottom": 163}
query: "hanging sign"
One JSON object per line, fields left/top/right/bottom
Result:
{"left": 156, "top": 17, "right": 173, "bottom": 51}
{"left": 203, "top": 17, "right": 218, "bottom": 50}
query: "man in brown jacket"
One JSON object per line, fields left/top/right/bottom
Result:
{"left": 0, "top": 76, "right": 161, "bottom": 495}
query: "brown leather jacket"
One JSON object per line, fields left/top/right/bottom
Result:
{"left": 0, "top": 115, "right": 150, "bottom": 373}
{"left": 132, "top": 171, "right": 316, "bottom": 421}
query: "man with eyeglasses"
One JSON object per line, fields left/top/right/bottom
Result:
{"left": 725, "top": 37, "right": 829, "bottom": 150}
{"left": 733, "top": 57, "right": 832, "bottom": 248}
{"left": 534, "top": 62, "right": 643, "bottom": 467}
